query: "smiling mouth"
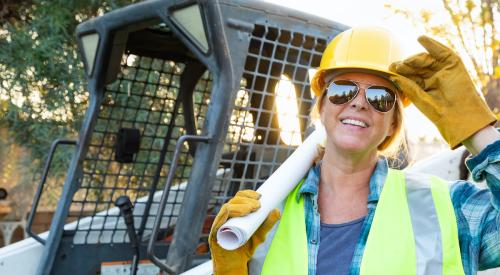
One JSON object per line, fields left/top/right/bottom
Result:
{"left": 341, "top": 118, "right": 368, "bottom": 128}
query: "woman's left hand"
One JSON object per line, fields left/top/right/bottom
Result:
{"left": 389, "top": 35, "right": 497, "bottom": 149}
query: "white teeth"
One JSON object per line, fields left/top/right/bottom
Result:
{"left": 341, "top": 119, "right": 367, "bottom": 128}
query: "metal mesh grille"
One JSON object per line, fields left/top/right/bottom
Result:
{"left": 63, "top": 22, "right": 327, "bottom": 245}
{"left": 66, "top": 49, "right": 214, "bottom": 244}
{"left": 215, "top": 24, "right": 327, "bottom": 204}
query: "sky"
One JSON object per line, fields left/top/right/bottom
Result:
{"left": 264, "top": 0, "right": 447, "bottom": 143}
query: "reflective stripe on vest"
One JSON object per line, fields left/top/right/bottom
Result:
{"left": 260, "top": 169, "right": 464, "bottom": 275}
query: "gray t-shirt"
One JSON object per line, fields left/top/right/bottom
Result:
{"left": 316, "top": 216, "right": 366, "bottom": 275}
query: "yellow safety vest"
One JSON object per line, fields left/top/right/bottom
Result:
{"left": 260, "top": 169, "right": 465, "bottom": 275}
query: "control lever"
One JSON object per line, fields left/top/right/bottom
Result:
{"left": 115, "top": 196, "right": 139, "bottom": 275}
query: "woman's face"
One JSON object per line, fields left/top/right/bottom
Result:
{"left": 320, "top": 72, "right": 397, "bottom": 154}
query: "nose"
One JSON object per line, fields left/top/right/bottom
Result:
{"left": 349, "top": 88, "right": 369, "bottom": 111}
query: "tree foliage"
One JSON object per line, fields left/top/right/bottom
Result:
{"left": 0, "top": 0, "right": 137, "bottom": 209}
{"left": 386, "top": 0, "right": 500, "bottom": 113}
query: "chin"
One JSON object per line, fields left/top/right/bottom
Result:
{"left": 335, "top": 139, "right": 370, "bottom": 153}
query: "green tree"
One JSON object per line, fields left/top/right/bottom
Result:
{"left": 0, "top": 0, "right": 137, "bottom": 209}
{"left": 386, "top": 0, "right": 500, "bottom": 114}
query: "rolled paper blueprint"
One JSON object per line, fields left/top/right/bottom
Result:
{"left": 217, "top": 126, "right": 326, "bottom": 250}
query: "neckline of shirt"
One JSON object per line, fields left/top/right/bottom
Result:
{"left": 320, "top": 215, "right": 367, "bottom": 228}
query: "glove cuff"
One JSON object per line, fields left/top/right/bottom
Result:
{"left": 212, "top": 254, "right": 249, "bottom": 275}
{"left": 439, "top": 108, "right": 497, "bottom": 149}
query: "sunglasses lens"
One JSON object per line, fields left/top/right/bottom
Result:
{"left": 366, "top": 87, "right": 396, "bottom": 112}
{"left": 326, "top": 80, "right": 358, "bottom": 105}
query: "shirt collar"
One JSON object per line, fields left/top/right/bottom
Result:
{"left": 297, "top": 157, "right": 389, "bottom": 203}
{"left": 367, "top": 157, "right": 388, "bottom": 203}
{"left": 297, "top": 162, "right": 321, "bottom": 201}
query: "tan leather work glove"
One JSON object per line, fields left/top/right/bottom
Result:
{"left": 389, "top": 36, "right": 497, "bottom": 149}
{"left": 209, "top": 190, "right": 281, "bottom": 275}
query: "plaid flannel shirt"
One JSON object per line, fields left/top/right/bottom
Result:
{"left": 298, "top": 140, "right": 500, "bottom": 275}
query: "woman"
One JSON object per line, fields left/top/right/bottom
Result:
{"left": 209, "top": 26, "right": 500, "bottom": 275}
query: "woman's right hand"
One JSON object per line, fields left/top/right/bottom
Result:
{"left": 209, "top": 190, "right": 280, "bottom": 275}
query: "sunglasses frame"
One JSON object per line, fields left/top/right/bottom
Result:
{"left": 325, "top": 79, "right": 398, "bottom": 113}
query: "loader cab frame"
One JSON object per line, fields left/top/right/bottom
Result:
{"left": 31, "top": 0, "right": 346, "bottom": 274}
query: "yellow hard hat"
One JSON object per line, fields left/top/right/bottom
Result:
{"left": 311, "top": 26, "right": 410, "bottom": 106}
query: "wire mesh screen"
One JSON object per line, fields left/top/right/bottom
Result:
{"left": 61, "top": 21, "right": 327, "bottom": 246}
{"left": 66, "top": 39, "right": 215, "bottom": 244}
{"left": 215, "top": 24, "right": 327, "bottom": 205}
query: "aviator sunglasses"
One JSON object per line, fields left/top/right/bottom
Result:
{"left": 325, "top": 80, "right": 397, "bottom": 113}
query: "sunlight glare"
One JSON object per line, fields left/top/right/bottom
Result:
{"left": 275, "top": 75, "right": 302, "bottom": 146}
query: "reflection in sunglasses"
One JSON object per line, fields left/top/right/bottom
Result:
{"left": 326, "top": 80, "right": 396, "bottom": 113}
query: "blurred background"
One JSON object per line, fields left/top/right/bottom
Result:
{"left": 0, "top": 0, "right": 498, "bottom": 249}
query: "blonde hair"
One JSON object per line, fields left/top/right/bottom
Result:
{"left": 310, "top": 81, "right": 407, "bottom": 161}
